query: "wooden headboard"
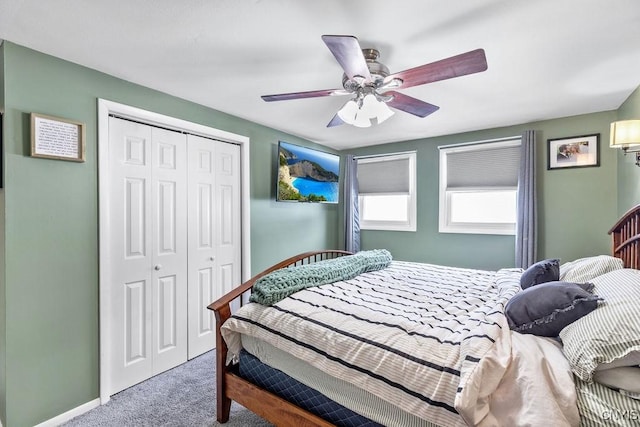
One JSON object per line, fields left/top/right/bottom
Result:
{"left": 608, "top": 204, "right": 640, "bottom": 269}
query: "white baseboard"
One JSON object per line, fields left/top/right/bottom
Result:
{"left": 33, "top": 398, "right": 100, "bottom": 427}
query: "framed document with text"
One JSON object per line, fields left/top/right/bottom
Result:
{"left": 31, "top": 113, "right": 86, "bottom": 162}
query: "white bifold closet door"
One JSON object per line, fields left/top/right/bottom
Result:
{"left": 108, "top": 117, "right": 240, "bottom": 394}
{"left": 187, "top": 134, "right": 241, "bottom": 358}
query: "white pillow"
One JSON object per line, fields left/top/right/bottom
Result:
{"left": 559, "top": 255, "right": 623, "bottom": 283}
{"left": 559, "top": 269, "right": 640, "bottom": 381}
{"left": 595, "top": 352, "right": 640, "bottom": 371}
{"left": 593, "top": 367, "right": 640, "bottom": 395}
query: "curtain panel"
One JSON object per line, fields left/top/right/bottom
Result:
{"left": 516, "top": 130, "right": 537, "bottom": 268}
{"left": 344, "top": 155, "right": 360, "bottom": 252}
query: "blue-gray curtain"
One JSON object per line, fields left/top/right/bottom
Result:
{"left": 344, "top": 155, "right": 360, "bottom": 252}
{"left": 516, "top": 130, "right": 537, "bottom": 268}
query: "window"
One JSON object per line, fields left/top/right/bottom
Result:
{"left": 439, "top": 138, "right": 521, "bottom": 235}
{"left": 357, "top": 151, "right": 417, "bottom": 231}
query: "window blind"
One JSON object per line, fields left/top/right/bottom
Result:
{"left": 357, "top": 157, "right": 410, "bottom": 194}
{"left": 444, "top": 143, "right": 520, "bottom": 188}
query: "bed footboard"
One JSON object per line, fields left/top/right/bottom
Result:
{"left": 207, "top": 250, "right": 352, "bottom": 425}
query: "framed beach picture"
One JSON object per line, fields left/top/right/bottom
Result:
{"left": 276, "top": 141, "right": 340, "bottom": 203}
{"left": 547, "top": 134, "right": 600, "bottom": 170}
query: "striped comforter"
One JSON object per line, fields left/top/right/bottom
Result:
{"left": 221, "top": 261, "right": 569, "bottom": 426}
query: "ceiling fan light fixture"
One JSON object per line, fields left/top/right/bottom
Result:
{"left": 352, "top": 111, "right": 372, "bottom": 128}
{"left": 337, "top": 99, "right": 359, "bottom": 125}
{"left": 263, "top": 36, "right": 488, "bottom": 129}
{"left": 375, "top": 102, "right": 395, "bottom": 124}
{"left": 359, "top": 94, "right": 378, "bottom": 119}
{"left": 360, "top": 93, "right": 394, "bottom": 124}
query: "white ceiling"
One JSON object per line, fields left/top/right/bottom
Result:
{"left": 1, "top": 0, "right": 639, "bottom": 150}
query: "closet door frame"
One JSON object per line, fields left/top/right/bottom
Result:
{"left": 97, "top": 99, "right": 251, "bottom": 404}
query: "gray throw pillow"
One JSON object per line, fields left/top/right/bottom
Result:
{"left": 520, "top": 258, "right": 560, "bottom": 289}
{"left": 506, "top": 281, "right": 601, "bottom": 337}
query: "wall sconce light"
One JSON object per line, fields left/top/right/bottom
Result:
{"left": 610, "top": 120, "right": 640, "bottom": 166}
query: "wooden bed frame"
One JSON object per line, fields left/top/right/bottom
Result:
{"left": 207, "top": 250, "right": 352, "bottom": 427}
{"left": 207, "top": 205, "right": 640, "bottom": 426}
{"left": 609, "top": 204, "right": 640, "bottom": 269}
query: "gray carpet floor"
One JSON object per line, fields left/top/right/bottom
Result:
{"left": 63, "top": 351, "right": 273, "bottom": 426}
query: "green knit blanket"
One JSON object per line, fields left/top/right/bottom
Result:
{"left": 250, "top": 249, "right": 392, "bottom": 306}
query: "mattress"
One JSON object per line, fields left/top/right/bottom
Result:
{"left": 239, "top": 349, "right": 381, "bottom": 427}
{"left": 241, "top": 334, "right": 439, "bottom": 427}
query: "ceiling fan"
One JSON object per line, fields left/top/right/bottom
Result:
{"left": 261, "top": 35, "right": 488, "bottom": 128}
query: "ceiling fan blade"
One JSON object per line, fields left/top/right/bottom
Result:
{"left": 385, "top": 48, "right": 487, "bottom": 89}
{"left": 327, "top": 114, "right": 344, "bottom": 128}
{"left": 386, "top": 91, "right": 440, "bottom": 117}
{"left": 262, "top": 88, "right": 349, "bottom": 102}
{"left": 321, "top": 35, "right": 372, "bottom": 82}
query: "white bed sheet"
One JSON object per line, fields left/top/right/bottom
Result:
{"left": 459, "top": 329, "right": 579, "bottom": 426}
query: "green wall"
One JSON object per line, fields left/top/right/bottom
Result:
{"left": 0, "top": 40, "right": 7, "bottom": 427}
{"left": 349, "top": 111, "right": 618, "bottom": 270}
{"left": 615, "top": 86, "right": 640, "bottom": 214}
{"left": 0, "top": 42, "right": 339, "bottom": 427}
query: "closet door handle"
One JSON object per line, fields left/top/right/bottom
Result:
{"left": 154, "top": 264, "right": 162, "bottom": 271}
{"left": 209, "top": 256, "right": 215, "bottom": 262}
